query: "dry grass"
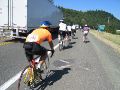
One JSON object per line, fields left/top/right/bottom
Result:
{"left": 90, "top": 30, "right": 120, "bottom": 54}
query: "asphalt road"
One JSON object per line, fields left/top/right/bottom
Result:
{"left": 0, "top": 30, "right": 120, "bottom": 90}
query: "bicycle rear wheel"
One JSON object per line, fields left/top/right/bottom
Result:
{"left": 18, "top": 65, "right": 34, "bottom": 90}
{"left": 59, "top": 40, "right": 63, "bottom": 51}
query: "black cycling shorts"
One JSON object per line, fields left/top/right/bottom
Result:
{"left": 59, "top": 30, "right": 67, "bottom": 38}
{"left": 23, "top": 42, "right": 47, "bottom": 61}
{"left": 68, "top": 31, "right": 71, "bottom": 36}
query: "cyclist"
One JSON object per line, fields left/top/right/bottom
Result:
{"left": 71, "top": 24, "right": 76, "bottom": 38}
{"left": 67, "top": 24, "right": 72, "bottom": 39}
{"left": 23, "top": 21, "right": 55, "bottom": 72}
{"left": 82, "top": 24, "right": 90, "bottom": 42}
{"left": 58, "top": 19, "right": 67, "bottom": 44}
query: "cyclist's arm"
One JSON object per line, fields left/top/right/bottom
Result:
{"left": 47, "top": 33, "right": 54, "bottom": 50}
{"left": 48, "top": 41, "right": 54, "bottom": 50}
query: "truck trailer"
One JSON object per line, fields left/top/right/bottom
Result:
{"left": 0, "top": 0, "right": 63, "bottom": 39}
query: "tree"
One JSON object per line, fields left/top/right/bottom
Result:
{"left": 58, "top": 7, "right": 120, "bottom": 34}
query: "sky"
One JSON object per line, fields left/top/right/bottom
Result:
{"left": 54, "top": 0, "right": 120, "bottom": 20}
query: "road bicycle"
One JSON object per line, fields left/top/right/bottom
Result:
{"left": 58, "top": 33, "right": 70, "bottom": 51}
{"left": 18, "top": 50, "right": 54, "bottom": 90}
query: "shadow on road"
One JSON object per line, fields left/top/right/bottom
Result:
{"left": 34, "top": 68, "right": 71, "bottom": 90}
{"left": 4, "top": 38, "right": 25, "bottom": 43}
{"left": 83, "top": 40, "right": 90, "bottom": 44}
{"left": 72, "top": 37, "right": 78, "bottom": 39}
{"left": 70, "top": 41, "right": 76, "bottom": 45}
{"left": 63, "top": 45, "right": 73, "bottom": 50}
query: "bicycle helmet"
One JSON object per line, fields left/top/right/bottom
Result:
{"left": 59, "top": 19, "right": 64, "bottom": 22}
{"left": 40, "top": 21, "right": 51, "bottom": 27}
{"left": 85, "top": 24, "right": 88, "bottom": 26}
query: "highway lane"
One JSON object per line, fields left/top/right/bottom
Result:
{"left": 0, "top": 30, "right": 120, "bottom": 90}
{"left": 0, "top": 36, "right": 59, "bottom": 86}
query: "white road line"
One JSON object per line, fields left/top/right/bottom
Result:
{"left": 59, "top": 59, "right": 70, "bottom": 64}
{"left": 58, "top": 65, "right": 71, "bottom": 69}
{"left": 0, "top": 71, "right": 22, "bottom": 90}
{"left": 0, "top": 43, "right": 59, "bottom": 90}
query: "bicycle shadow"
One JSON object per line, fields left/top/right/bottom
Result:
{"left": 72, "top": 37, "right": 78, "bottom": 39}
{"left": 63, "top": 45, "right": 73, "bottom": 50}
{"left": 83, "top": 40, "right": 90, "bottom": 43}
{"left": 70, "top": 41, "right": 76, "bottom": 45}
{"left": 34, "top": 68, "right": 71, "bottom": 90}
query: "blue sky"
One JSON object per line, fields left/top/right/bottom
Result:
{"left": 54, "top": 0, "right": 120, "bottom": 20}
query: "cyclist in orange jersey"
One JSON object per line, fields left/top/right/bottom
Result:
{"left": 23, "top": 21, "right": 54, "bottom": 72}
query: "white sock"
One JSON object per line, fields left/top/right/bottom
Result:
{"left": 36, "top": 63, "right": 41, "bottom": 69}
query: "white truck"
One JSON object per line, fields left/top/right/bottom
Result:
{"left": 0, "top": 0, "right": 63, "bottom": 39}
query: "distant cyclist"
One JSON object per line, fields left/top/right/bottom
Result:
{"left": 67, "top": 24, "right": 72, "bottom": 39}
{"left": 23, "top": 21, "right": 55, "bottom": 72}
{"left": 82, "top": 24, "right": 90, "bottom": 42}
{"left": 58, "top": 19, "right": 67, "bottom": 42}
{"left": 71, "top": 24, "right": 76, "bottom": 38}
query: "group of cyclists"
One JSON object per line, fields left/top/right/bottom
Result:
{"left": 58, "top": 19, "right": 90, "bottom": 44}
{"left": 58, "top": 19, "right": 77, "bottom": 45}
{"left": 23, "top": 19, "right": 90, "bottom": 79}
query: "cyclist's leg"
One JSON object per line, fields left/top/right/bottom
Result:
{"left": 83, "top": 32, "right": 85, "bottom": 42}
{"left": 68, "top": 31, "right": 71, "bottom": 41}
{"left": 62, "top": 31, "right": 66, "bottom": 46}
{"left": 71, "top": 29, "right": 75, "bottom": 38}
{"left": 83, "top": 31, "right": 88, "bottom": 42}
{"left": 66, "top": 31, "right": 71, "bottom": 45}
{"left": 23, "top": 42, "right": 34, "bottom": 64}
{"left": 32, "top": 43, "right": 47, "bottom": 69}
{"left": 58, "top": 30, "right": 61, "bottom": 42}
{"left": 32, "top": 44, "right": 48, "bottom": 79}
{"left": 59, "top": 31, "right": 64, "bottom": 50}
{"left": 58, "top": 31, "right": 62, "bottom": 43}
{"left": 24, "top": 49, "right": 33, "bottom": 65}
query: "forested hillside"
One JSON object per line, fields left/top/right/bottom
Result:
{"left": 59, "top": 7, "right": 120, "bottom": 34}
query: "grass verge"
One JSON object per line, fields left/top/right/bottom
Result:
{"left": 90, "top": 30, "right": 120, "bottom": 54}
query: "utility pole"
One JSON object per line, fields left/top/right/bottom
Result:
{"left": 108, "top": 17, "right": 110, "bottom": 24}
{"left": 107, "top": 17, "right": 110, "bottom": 32}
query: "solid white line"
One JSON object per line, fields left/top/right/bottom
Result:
{"left": 0, "top": 43, "right": 59, "bottom": 90}
{"left": 0, "top": 71, "right": 22, "bottom": 90}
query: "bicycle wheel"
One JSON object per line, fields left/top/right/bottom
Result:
{"left": 64, "top": 36, "right": 69, "bottom": 47}
{"left": 40, "top": 57, "right": 50, "bottom": 80}
{"left": 59, "top": 40, "right": 63, "bottom": 51}
{"left": 18, "top": 65, "right": 34, "bottom": 90}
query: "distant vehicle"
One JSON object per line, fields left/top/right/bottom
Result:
{"left": 0, "top": 0, "right": 63, "bottom": 39}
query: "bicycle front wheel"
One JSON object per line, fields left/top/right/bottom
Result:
{"left": 18, "top": 65, "right": 34, "bottom": 90}
{"left": 39, "top": 58, "right": 50, "bottom": 80}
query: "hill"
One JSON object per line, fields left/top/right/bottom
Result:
{"left": 59, "top": 7, "right": 120, "bottom": 34}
